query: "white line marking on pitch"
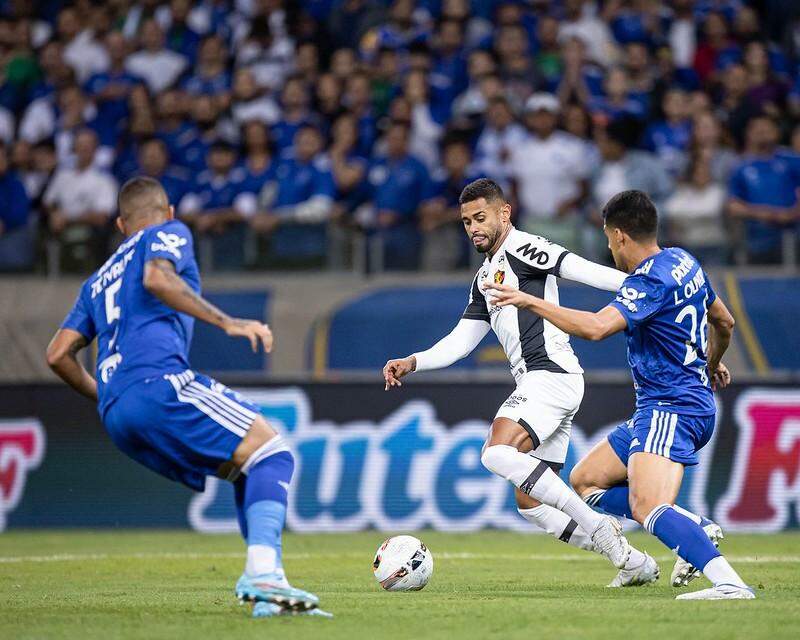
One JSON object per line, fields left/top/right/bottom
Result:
{"left": 0, "top": 551, "right": 798, "bottom": 564}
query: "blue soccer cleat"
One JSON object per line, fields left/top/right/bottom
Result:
{"left": 252, "top": 602, "right": 334, "bottom": 619}
{"left": 235, "top": 573, "right": 320, "bottom": 612}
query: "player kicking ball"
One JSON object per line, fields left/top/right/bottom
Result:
{"left": 484, "top": 189, "right": 755, "bottom": 600}
{"left": 47, "top": 177, "right": 331, "bottom": 619}
{"left": 384, "top": 178, "right": 657, "bottom": 587}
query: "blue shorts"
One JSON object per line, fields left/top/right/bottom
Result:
{"left": 103, "top": 370, "right": 260, "bottom": 492}
{"left": 607, "top": 407, "right": 715, "bottom": 467}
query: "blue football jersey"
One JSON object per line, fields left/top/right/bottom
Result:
{"left": 61, "top": 219, "right": 200, "bottom": 417}
{"left": 610, "top": 247, "right": 717, "bottom": 416}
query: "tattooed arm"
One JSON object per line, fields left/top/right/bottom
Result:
{"left": 46, "top": 329, "right": 98, "bottom": 401}
{"left": 143, "top": 259, "right": 272, "bottom": 353}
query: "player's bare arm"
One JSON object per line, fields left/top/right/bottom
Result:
{"left": 144, "top": 258, "right": 273, "bottom": 353}
{"left": 46, "top": 329, "right": 98, "bottom": 401}
{"left": 706, "top": 297, "right": 735, "bottom": 390}
{"left": 483, "top": 282, "right": 627, "bottom": 341}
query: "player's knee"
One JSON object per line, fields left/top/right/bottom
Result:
{"left": 628, "top": 492, "right": 653, "bottom": 525}
{"left": 480, "top": 445, "right": 510, "bottom": 479}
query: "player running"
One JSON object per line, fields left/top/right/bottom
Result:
{"left": 484, "top": 189, "right": 754, "bottom": 600}
{"left": 46, "top": 177, "right": 331, "bottom": 619}
{"left": 383, "top": 178, "right": 656, "bottom": 586}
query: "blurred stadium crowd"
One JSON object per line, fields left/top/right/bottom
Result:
{"left": 0, "top": 0, "right": 799, "bottom": 273}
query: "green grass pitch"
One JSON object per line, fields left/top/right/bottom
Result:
{"left": 1, "top": 530, "right": 799, "bottom": 639}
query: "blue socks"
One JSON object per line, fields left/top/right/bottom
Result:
{"left": 644, "top": 504, "right": 720, "bottom": 571}
{"left": 585, "top": 485, "right": 633, "bottom": 519}
{"left": 239, "top": 449, "right": 295, "bottom": 577}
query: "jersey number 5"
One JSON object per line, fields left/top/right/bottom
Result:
{"left": 105, "top": 279, "right": 122, "bottom": 323}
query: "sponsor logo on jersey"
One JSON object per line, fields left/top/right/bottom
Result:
{"left": 502, "top": 394, "right": 527, "bottom": 408}
{"left": 515, "top": 243, "right": 550, "bottom": 266}
{"left": 494, "top": 270, "right": 505, "bottom": 284}
{"left": 0, "top": 420, "right": 45, "bottom": 531}
{"left": 670, "top": 252, "right": 696, "bottom": 285}
{"left": 151, "top": 231, "right": 188, "bottom": 259}
{"left": 615, "top": 286, "right": 647, "bottom": 312}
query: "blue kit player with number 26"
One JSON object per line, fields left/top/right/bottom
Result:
{"left": 46, "top": 176, "right": 331, "bottom": 619}
{"left": 483, "top": 189, "right": 756, "bottom": 600}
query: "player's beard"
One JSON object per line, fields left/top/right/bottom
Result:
{"left": 473, "top": 225, "right": 499, "bottom": 254}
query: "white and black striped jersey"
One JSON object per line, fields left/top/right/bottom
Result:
{"left": 463, "top": 228, "right": 582, "bottom": 379}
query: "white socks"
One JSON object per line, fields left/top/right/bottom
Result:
{"left": 518, "top": 505, "right": 595, "bottom": 551}
{"left": 702, "top": 556, "right": 747, "bottom": 588}
{"left": 245, "top": 544, "right": 278, "bottom": 577}
{"left": 482, "top": 445, "right": 603, "bottom": 535}
{"left": 518, "top": 503, "right": 648, "bottom": 571}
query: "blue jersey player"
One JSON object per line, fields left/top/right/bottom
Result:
{"left": 484, "top": 190, "right": 755, "bottom": 600}
{"left": 46, "top": 177, "right": 331, "bottom": 618}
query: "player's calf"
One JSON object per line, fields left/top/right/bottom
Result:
{"left": 481, "top": 419, "right": 630, "bottom": 568}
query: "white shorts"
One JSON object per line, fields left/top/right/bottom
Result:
{"left": 494, "top": 371, "right": 585, "bottom": 465}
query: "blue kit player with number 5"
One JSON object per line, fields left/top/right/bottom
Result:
{"left": 484, "top": 189, "right": 756, "bottom": 600}
{"left": 46, "top": 177, "right": 331, "bottom": 619}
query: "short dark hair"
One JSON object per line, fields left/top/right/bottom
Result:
{"left": 602, "top": 190, "right": 658, "bottom": 240}
{"left": 459, "top": 178, "right": 506, "bottom": 206}
{"left": 118, "top": 176, "right": 168, "bottom": 222}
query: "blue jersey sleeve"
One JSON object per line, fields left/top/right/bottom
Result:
{"left": 61, "top": 285, "right": 97, "bottom": 341}
{"left": 143, "top": 220, "right": 196, "bottom": 273}
{"left": 610, "top": 273, "right": 667, "bottom": 330}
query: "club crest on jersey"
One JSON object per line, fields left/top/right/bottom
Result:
{"left": 151, "top": 231, "right": 188, "bottom": 259}
{"left": 0, "top": 420, "right": 45, "bottom": 531}
{"left": 494, "top": 271, "right": 505, "bottom": 284}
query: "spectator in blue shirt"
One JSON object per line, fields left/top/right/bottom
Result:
{"left": 328, "top": 112, "right": 370, "bottom": 217}
{"left": 366, "top": 121, "right": 430, "bottom": 270}
{"left": 174, "top": 95, "right": 221, "bottom": 172}
{"left": 137, "top": 137, "right": 190, "bottom": 207}
{"left": 237, "top": 120, "right": 276, "bottom": 202}
{"left": 179, "top": 141, "right": 246, "bottom": 235}
{"left": 419, "top": 137, "right": 478, "bottom": 270}
{"left": 164, "top": 0, "right": 201, "bottom": 64}
{"left": 642, "top": 87, "right": 693, "bottom": 176}
{"left": 250, "top": 125, "right": 336, "bottom": 235}
{"left": 84, "top": 32, "right": 142, "bottom": 142}
{"left": 271, "top": 76, "right": 318, "bottom": 152}
{"left": 430, "top": 19, "right": 468, "bottom": 113}
{"left": 0, "top": 142, "right": 33, "bottom": 270}
{"left": 728, "top": 115, "right": 800, "bottom": 264}
{"left": 588, "top": 67, "right": 647, "bottom": 125}
{"left": 343, "top": 72, "right": 377, "bottom": 157}
{"left": 182, "top": 34, "right": 232, "bottom": 111}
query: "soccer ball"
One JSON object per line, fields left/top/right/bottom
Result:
{"left": 372, "top": 535, "right": 433, "bottom": 591}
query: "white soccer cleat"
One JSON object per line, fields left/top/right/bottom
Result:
{"left": 591, "top": 516, "right": 631, "bottom": 569}
{"left": 671, "top": 521, "right": 724, "bottom": 587}
{"left": 607, "top": 552, "right": 660, "bottom": 588}
{"left": 676, "top": 584, "right": 755, "bottom": 600}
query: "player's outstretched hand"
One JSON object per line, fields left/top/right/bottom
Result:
{"left": 383, "top": 356, "right": 416, "bottom": 391}
{"left": 482, "top": 282, "right": 533, "bottom": 309}
{"left": 711, "top": 361, "right": 731, "bottom": 390}
{"left": 224, "top": 318, "right": 273, "bottom": 353}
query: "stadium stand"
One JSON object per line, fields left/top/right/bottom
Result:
{"left": 0, "top": 0, "right": 798, "bottom": 275}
